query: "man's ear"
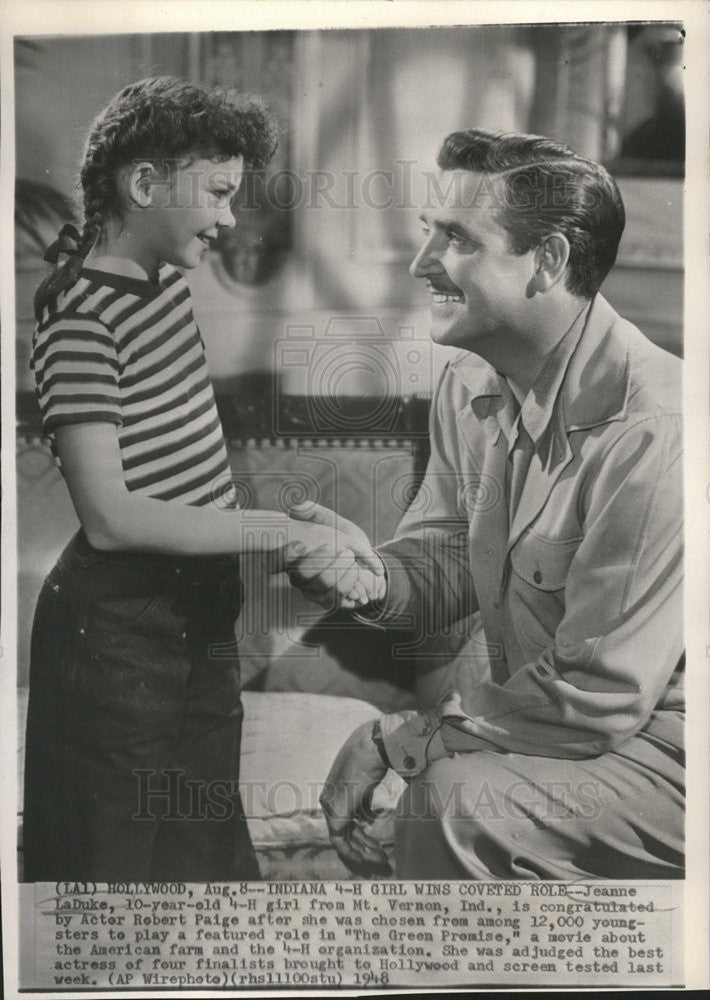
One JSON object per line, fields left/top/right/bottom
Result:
{"left": 532, "top": 233, "right": 570, "bottom": 292}
{"left": 125, "top": 161, "right": 163, "bottom": 209}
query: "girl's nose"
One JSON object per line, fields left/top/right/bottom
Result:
{"left": 218, "top": 204, "right": 236, "bottom": 229}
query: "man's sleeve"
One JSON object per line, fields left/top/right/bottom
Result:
{"left": 356, "top": 363, "right": 478, "bottom": 631}
{"left": 379, "top": 414, "right": 683, "bottom": 776}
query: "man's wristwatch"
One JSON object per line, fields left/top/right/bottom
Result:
{"left": 371, "top": 718, "right": 391, "bottom": 769}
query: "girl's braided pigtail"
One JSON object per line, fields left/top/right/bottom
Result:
{"left": 33, "top": 218, "right": 100, "bottom": 320}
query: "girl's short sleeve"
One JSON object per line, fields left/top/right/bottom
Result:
{"left": 31, "top": 314, "right": 122, "bottom": 435}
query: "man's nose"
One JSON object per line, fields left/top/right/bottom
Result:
{"left": 409, "top": 236, "right": 444, "bottom": 279}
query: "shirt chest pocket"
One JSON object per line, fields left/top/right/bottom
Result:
{"left": 509, "top": 532, "right": 581, "bottom": 592}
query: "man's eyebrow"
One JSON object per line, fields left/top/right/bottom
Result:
{"left": 418, "top": 214, "right": 477, "bottom": 239}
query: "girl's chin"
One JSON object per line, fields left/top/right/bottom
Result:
{"left": 169, "top": 250, "right": 203, "bottom": 270}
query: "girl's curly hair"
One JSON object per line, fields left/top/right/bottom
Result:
{"left": 35, "top": 76, "right": 278, "bottom": 317}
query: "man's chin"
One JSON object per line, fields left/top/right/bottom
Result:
{"left": 429, "top": 323, "right": 473, "bottom": 348}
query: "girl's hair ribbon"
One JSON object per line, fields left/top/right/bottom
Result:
{"left": 44, "top": 223, "right": 82, "bottom": 264}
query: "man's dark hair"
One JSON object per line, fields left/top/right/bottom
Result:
{"left": 437, "top": 129, "right": 626, "bottom": 299}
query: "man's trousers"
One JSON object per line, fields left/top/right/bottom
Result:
{"left": 394, "top": 711, "right": 684, "bottom": 879}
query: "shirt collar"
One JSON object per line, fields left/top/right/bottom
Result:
{"left": 515, "top": 300, "right": 590, "bottom": 445}
{"left": 448, "top": 295, "right": 630, "bottom": 448}
{"left": 80, "top": 262, "right": 169, "bottom": 298}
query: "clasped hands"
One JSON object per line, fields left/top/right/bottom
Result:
{"left": 266, "top": 500, "right": 387, "bottom": 611}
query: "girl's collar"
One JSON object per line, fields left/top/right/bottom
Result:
{"left": 80, "top": 263, "right": 168, "bottom": 297}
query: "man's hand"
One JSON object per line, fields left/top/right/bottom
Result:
{"left": 320, "top": 720, "right": 391, "bottom": 876}
{"left": 270, "top": 501, "right": 387, "bottom": 610}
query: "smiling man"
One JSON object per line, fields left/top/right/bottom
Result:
{"left": 284, "top": 129, "right": 684, "bottom": 880}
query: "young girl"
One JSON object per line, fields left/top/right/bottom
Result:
{"left": 24, "top": 76, "right": 381, "bottom": 882}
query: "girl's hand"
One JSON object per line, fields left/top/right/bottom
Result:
{"left": 340, "top": 564, "right": 387, "bottom": 609}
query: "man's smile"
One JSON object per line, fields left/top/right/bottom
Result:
{"left": 427, "top": 279, "right": 464, "bottom": 305}
{"left": 431, "top": 292, "right": 464, "bottom": 304}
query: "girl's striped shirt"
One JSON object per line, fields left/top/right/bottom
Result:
{"left": 31, "top": 263, "right": 236, "bottom": 508}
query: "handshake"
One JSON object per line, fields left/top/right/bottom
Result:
{"left": 266, "top": 500, "right": 387, "bottom": 611}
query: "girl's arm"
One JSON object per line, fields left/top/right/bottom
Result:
{"left": 55, "top": 423, "right": 382, "bottom": 581}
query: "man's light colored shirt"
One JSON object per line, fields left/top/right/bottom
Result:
{"left": 371, "top": 296, "right": 683, "bottom": 777}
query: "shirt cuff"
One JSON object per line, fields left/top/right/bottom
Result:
{"left": 379, "top": 711, "right": 449, "bottom": 779}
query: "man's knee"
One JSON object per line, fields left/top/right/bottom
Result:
{"left": 393, "top": 751, "right": 574, "bottom": 868}
{"left": 397, "top": 756, "right": 469, "bottom": 823}
{"left": 393, "top": 753, "right": 512, "bottom": 879}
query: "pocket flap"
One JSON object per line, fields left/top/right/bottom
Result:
{"left": 510, "top": 533, "right": 580, "bottom": 591}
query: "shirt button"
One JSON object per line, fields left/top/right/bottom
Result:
{"left": 484, "top": 547, "right": 494, "bottom": 557}
{"left": 492, "top": 600, "right": 500, "bottom": 609}
{"left": 181, "top": 630, "right": 188, "bottom": 640}
{"left": 175, "top": 567, "right": 183, "bottom": 576}
{"left": 533, "top": 570, "right": 543, "bottom": 584}
{"left": 78, "top": 627, "right": 85, "bottom": 636}
{"left": 403, "top": 755, "right": 417, "bottom": 770}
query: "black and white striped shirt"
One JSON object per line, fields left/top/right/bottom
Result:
{"left": 31, "top": 263, "right": 235, "bottom": 508}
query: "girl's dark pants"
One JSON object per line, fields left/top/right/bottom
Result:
{"left": 23, "top": 530, "right": 260, "bottom": 882}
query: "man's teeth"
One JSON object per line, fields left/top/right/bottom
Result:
{"left": 432, "top": 292, "right": 463, "bottom": 303}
